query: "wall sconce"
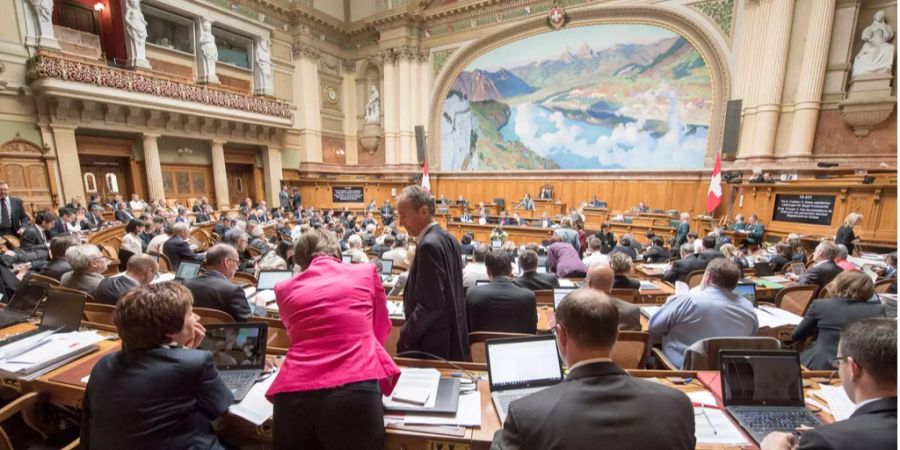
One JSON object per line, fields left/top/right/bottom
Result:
{"left": 177, "top": 147, "right": 194, "bottom": 156}
{"left": 93, "top": 2, "right": 105, "bottom": 12}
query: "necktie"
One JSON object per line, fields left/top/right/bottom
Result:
{"left": 0, "top": 198, "right": 8, "bottom": 228}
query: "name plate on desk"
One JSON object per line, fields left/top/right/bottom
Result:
{"left": 772, "top": 194, "right": 835, "bottom": 226}
{"left": 332, "top": 186, "right": 364, "bottom": 203}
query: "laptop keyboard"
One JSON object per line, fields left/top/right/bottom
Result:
{"left": 495, "top": 392, "right": 524, "bottom": 413}
{"left": 736, "top": 410, "right": 820, "bottom": 430}
{"left": 220, "top": 371, "right": 258, "bottom": 392}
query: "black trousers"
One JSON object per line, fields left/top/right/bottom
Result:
{"left": 272, "top": 380, "right": 384, "bottom": 450}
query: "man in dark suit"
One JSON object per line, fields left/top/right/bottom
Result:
{"left": 466, "top": 249, "right": 536, "bottom": 334}
{"left": 794, "top": 241, "right": 843, "bottom": 289}
{"left": 585, "top": 265, "right": 641, "bottom": 331}
{"left": 114, "top": 202, "right": 134, "bottom": 223}
{"left": 185, "top": 244, "right": 251, "bottom": 321}
{"left": 93, "top": 255, "right": 158, "bottom": 305}
{"left": 195, "top": 205, "right": 212, "bottom": 223}
{"left": 698, "top": 236, "right": 725, "bottom": 262}
{"left": 41, "top": 235, "right": 78, "bottom": 280}
{"left": 48, "top": 207, "right": 75, "bottom": 239}
{"left": 278, "top": 185, "right": 290, "bottom": 210}
{"left": 674, "top": 212, "right": 691, "bottom": 247}
{"left": 291, "top": 187, "right": 302, "bottom": 210}
{"left": 663, "top": 243, "right": 710, "bottom": 283}
{"left": 162, "top": 222, "right": 204, "bottom": 271}
{"left": 491, "top": 289, "right": 695, "bottom": 450}
{"left": 514, "top": 250, "right": 559, "bottom": 291}
{"left": 212, "top": 216, "right": 232, "bottom": 238}
{"left": 0, "top": 181, "right": 28, "bottom": 236}
{"left": 20, "top": 211, "right": 53, "bottom": 258}
{"left": 80, "top": 204, "right": 105, "bottom": 231}
{"left": 380, "top": 200, "right": 394, "bottom": 226}
{"left": 610, "top": 238, "right": 638, "bottom": 260}
{"left": 191, "top": 197, "right": 208, "bottom": 213}
{"left": 761, "top": 318, "right": 896, "bottom": 450}
{"left": 396, "top": 186, "right": 468, "bottom": 361}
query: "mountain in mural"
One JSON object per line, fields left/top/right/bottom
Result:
{"left": 480, "top": 69, "right": 536, "bottom": 97}
{"left": 451, "top": 69, "right": 535, "bottom": 101}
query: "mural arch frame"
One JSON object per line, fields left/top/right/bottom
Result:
{"left": 428, "top": 5, "right": 731, "bottom": 172}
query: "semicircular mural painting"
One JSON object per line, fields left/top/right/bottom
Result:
{"left": 440, "top": 23, "right": 712, "bottom": 171}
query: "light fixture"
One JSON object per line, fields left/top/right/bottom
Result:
{"left": 176, "top": 147, "right": 194, "bottom": 156}
{"left": 93, "top": 2, "right": 105, "bottom": 11}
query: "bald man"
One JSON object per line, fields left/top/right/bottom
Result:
{"left": 585, "top": 265, "right": 641, "bottom": 331}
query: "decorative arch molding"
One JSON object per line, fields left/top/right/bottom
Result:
{"left": 428, "top": 5, "right": 732, "bottom": 172}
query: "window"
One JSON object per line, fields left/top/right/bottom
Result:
{"left": 143, "top": 4, "right": 194, "bottom": 54}
{"left": 212, "top": 27, "right": 252, "bottom": 69}
{"left": 105, "top": 173, "right": 119, "bottom": 193}
{"left": 84, "top": 173, "right": 97, "bottom": 193}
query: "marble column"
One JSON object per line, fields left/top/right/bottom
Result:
{"left": 382, "top": 49, "right": 399, "bottom": 165}
{"left": 785, "top": 0, "right": 836, "bottom": 160}
{"left": 398, "top": 51, "right": 412, "bottom": 164}
{"left": 736, "top": 1, "right": 762, "bottom": 158}
{"left": 292, "top": 47, "right": 322, "bottom": 163}
{"left": 49, "top": 124, "right": 84, "bottom": 202}
{"left": 210, "top": 139, "right": 230, "bottom": 209}
{"left": 261, "top": 145, "right": 283, "bottom": 206}
{"left": 142, "top": 133, "right": 165, "bottom": 201}
{"left": 749, "top": 0, "right": 794, "bottom": 160}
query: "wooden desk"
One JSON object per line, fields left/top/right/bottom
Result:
{"left": 608, "top": 221, "right": 676, "bottom": 244}
{"left": 446, "top": 222, "right": 554, "bottom": 245}
{"left": 582, "top": 207, "right": 608, "bottom": 229}
{"left": 531, "top": 199, "right": 567, "bottom": 216}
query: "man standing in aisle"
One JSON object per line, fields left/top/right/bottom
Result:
{"left": 0, "top": 181, "right": 28, "bottom": 236}
{"left": 395, "top": 185, "right": 468, "bottom": 361}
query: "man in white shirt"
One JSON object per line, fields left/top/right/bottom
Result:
{"left": 147, "top": 224, "right": 172, "bottom": 255}
{"left": 582, "top": 236, "right": 609, "bottom": 268}
{"left": 462, "top": 245, "right": 490, "bottom": 288}
{"left": 382, "top": 234, "right": 408, "bottom": 267}
{"left": 342, "top": 234, "right": 369, "bottom": 263}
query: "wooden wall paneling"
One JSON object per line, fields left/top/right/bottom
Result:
{"left": 160, "top": 164, "right": 214, "bottom": 207}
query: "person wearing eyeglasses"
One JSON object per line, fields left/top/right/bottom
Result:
{"left": 761, "top": 318, "right": 896, "bottom": 450}
{"left": 184, "top": 244, "right": 251, "bottom": 321}
{"left": 61, "top": 244, "right": 109, "bottom": 294}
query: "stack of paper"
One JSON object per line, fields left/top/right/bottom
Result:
{"left": 0, "top": 331, "right": 107, "bottom": 381}
{"left": 386, "top": 301, "right": 405, "bottom": 318}
{"left": 558, "top": 279, "right": 576, "bottom": 288}
{"left": 641, "top": 263, "right": 670, "bottom": 271}
{"left": 815, "top": 385, "right": 855, "bottom": 421}
{"left": 693, "top": 406, "right": 750, "bottom": 445}
{"left": 383, "top": 368, "right": 441, "bottom": 409}
{"left": 639, "top": 281, "right": 659, "bottom": 291}
{"left": 756, "top": 306, "right": 803, "bottom": 328}
{"left": 385, "top": 392, "right": 481, "bottom": 427}
{"left": 229, "top": 369, "right": 278, "bottom": 425}
{"left": 152, "top": 273, "right": 177, "bottom": 284}
{"left": 640, "top": 306, "right": 662, "bottom": 319}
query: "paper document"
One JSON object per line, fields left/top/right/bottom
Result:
{"left": 152, "top": 273, "right": 177, "bottom": 284}
{"left": 686, "top": 390, "right": 719, "bottom": 406}
{"left": 640, "top": 306, "right": 661, "bottom": 319}
{"left": 229, "top": 369, "right": 278, "bottom": 426}
{"left": 694, "top": 406, "right": 750, "bottom": 445}
{"left": 0, "top": 331, "right": 107, "bottom": 377}
{"left": 383, "top": 368, "right": 441, "bottom": 409}
{"left": 674, "top": 281, "right": 689, "bottom": 297}
{"left": 639, "top": 281, "right": 659, "bottom": 291}
{"left": 387, "top": 301, "right": 405, "bottom": 318}
{"left": 756, "top": 306, "right": 803, "bottom": 328}
{"left": 0, "top": 330, "right": 59, "bottom": 361}
{"left": 815, "top": 385, "right": 855, "bottom": 421}
{"left": 558, "top": 279, "right": 575, "bottom": 288}
{"left": 385, "top": 392, "right": 481, "bottom": 427}
{"left": 641, "top": 263, "right": 670, "bottom": 271}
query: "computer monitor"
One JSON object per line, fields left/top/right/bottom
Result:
{"left": 199, "top": 323, "right": 267, "bottom": 370}
{"left": 720, "top": 350, "right": 804, "bottom": 407}
{"left": 553, "top": 287, "right": 575, "bottom": 309}
{"left": 41, "top": 290, "right": 87, "bottom": 332}
{"left": 256, "top": 270, "right": 293, "bottom": 291}
{"left": 491, "top": 240, "right": 502, "bottom": 249}
{"left": 733, "top": 282, "right": 758, "bottom": 307}
{"left": 175, "top": 261, "right": 201, "bottom": 281}
{"left": 380, "top": 259, "right": 394, "bottom": 275}
{"left": 536, "top": 266, "right": 547, "bottom": 274}
{"left": 486, "top": 335, "right": 563, "bottom": 391}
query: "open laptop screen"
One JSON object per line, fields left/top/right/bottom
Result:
{"left": 720, "top": 350, "right": 805, "bottom": 407}
{"left": 380, "top": 259, "right": 394, "bottom": 275}
{"left": 733, "top": 282, "right": 758, "bottom": 307}
{"left": 175, "top": 261, "right": 201, "bottom": 280}
{"left": 486, "top": 336, "right": 563, "bottom": 390}
{"left": 553, "top": 288, "right": 575, "bottom": 309}
{"left": 41, "top": 290, "right": 87, "bottom": 332}
{"left": 491, "top": 240, "right": 502, "bottom": 249}
{"left": 789, "top": 261, "right": 808, "bottom": 276}
{"left": 199, "top": 323, "right": 267, "bottom": 371}
{"left": 8, "top": 280, "right": 50, "bottom": 313}
{"left": 257, "top": 270, "right": 292, "bottom": 290}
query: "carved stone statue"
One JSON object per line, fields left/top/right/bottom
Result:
{"left": 123, "top": 0, "right": 150, "bottom": 69}
{"left": 254, "top": 38, "right": 273, "bottom": 96}
{"left": 365, "top": 85, "right": 381, "bottom": 123}
{"left": 852, "top": 10, "right": 895, "bottom": 79}
{"left": 197, "top": 18, "right": 219, "bottom": 84}
{"left": 27, "top": 0, "right": 58, "bottom": 48}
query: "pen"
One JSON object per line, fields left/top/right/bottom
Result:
{"left": 700, "top": 404, "right": 717, "bottom": 435}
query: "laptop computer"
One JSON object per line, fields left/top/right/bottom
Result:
{"left": 553, "top": 287, "right": 576, "bottom": 309}
{"left": 251, "top": 270, "right": 293, "bottom": 304}
{"left": 789, "top": 261, "right": 807, "bottom": 276}
{"left": 536, "top": 266, "right": 547, "bottom": 274}
{"left": 491, "top": 240, "right": 502, "bottom": 249}
{"left": 342, "top": 255, "right": 352, "bottom": 264}
{"left": 199, "top": 322, "right": 268, "bottom": 402}
{"left": 0, "top": 289, "right": 88, "bottom": 350}
{"left": 720, "top": 350, "right": 822, "bottom": 444}
{"left": 174, "top": 261, "right": 202, "bottom": 281}
{"left": 0, "top": 280, "right": 50, "bottom": 329}
{"left": 733, "top": 282, "right": 758, "bottom": 307}
{"left": 753, "top": 261, "right": 775, "bottom": 277}
{"left": 486, "top": 335, "right": 564, "bottom": 423}
{"left": 475, "top": 279, "right": 491, "bottom": 286}
{"left": 380, "top": 259, "right": 394, "bottom": 276}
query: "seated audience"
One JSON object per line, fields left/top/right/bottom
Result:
{"left": 163, "top": 223, "right": 204, "bottom": 271}
{"left": 466, "top": 249, "right": 537, "bottom": 334}
{"left": 689, "top": 233, "right": 702, "bottom": 254}
{"left": 121, "top": 219, "right": 145, "bottom": 258}
{"left": 769, "top": 242, "right": 794, "bottom": 272}
{"left": 268, "top": 229, "right": 399, "bottom": 449}
{"left": 49, "top": 207, "right": 74, "bottom": 238}
{"left": 834, "top": 244, "right": 858, "bottom": 272}
{"left": 744, "top": 214, "right": 765, "bottom": 246}
{"left": 644, "top": 237, "right": 669, "bottom": 263}
{"left": 257, "top": 241, "right": 290, "bottom": 272}
{"left": 513, "top": 250, "right": 559, "bottom": 291}
{"left": 730, "top": 214, "right": 746, "bottom": 231}
{"left": 212, "top": 216, "right": 232, "bottom": 238}
{"left": 761, "top": 318, "right": 896, "bottom": 450}
{"left": 80, "top": 204, "right": 105, "bottom": 231}
{"left": 184, "top": 244, "right": 251, "bottom": 321}
{"left": 792, "top": 271, "right": 886, "bottom": 370}
{"left": 61, "top": 244, "right": 108, "bottom": 294}
{"left": 372, "top": 234, "right": 392, "bottom": 257}
{"left": 21, "top": 211, "right": 53, "bottom": 259}
{"left": 342, "top": 235, "right": 369, "bottom": 263}
{"left": 41, "top": 235, "right": 78, "bottom": 280}
{"left": 147, "top": 223, "right": 172, "bottom": 255}
{"left": 93, "top": 255, "right": 158, "bottom": 305}
{"left": 249, "top": 227, "right": 270, "bottom": 254}
{"left": 382, "top": 235, "right": 408, "bottom": 267}
{"left": 361, "top": 224, "right": 377, "bottom": 247}
{"left": 788, "top": 234, "right": 809, "bottom": 263}
{"left": 128, "top": 194, "right": 147, "bottom": 211}
{"left": 610, "top": 238, "right": 637, "bottom": 260}
{"left": 697, "top": 236, "right": 725, "bottom": 262}
{"left": 609, "top": 253, "right": 640, "bottom": 290}
{"left": 462, "top": 245, "right": 490, "bottom": 288}
{"left": 593, "top": 223, "right": 616, "bottom": 253}
{"left": 649, "top": 259, "right": 758, "bottom": 369}
{"left": 794, "top": 241, "right": 843, "bottom": 289}
{"left": 663, "top": 243, "right": 709, "bottom": 284}
{"left": 719, "top": 244, "right": 748, "bottom": 271}
{"left": 114, "top": 202, "right": 135, "bottom": 223}
{"left": 585, "top": 265, "right": 640, "bottom": 331}
{"left": 546, "top": 235, "right": 587, "bottom": 279}
{"left": 491, "top": 289, "right": 695, "bottom": 450}
{"left": 581, "top": 237, "right": 609, "bottom": 268}
{"left": 81, "top": 282, "right": 231, "bottom": 449}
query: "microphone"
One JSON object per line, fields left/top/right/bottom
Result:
{"left": 397, "top": 351, "right": 480, "bottom": 391}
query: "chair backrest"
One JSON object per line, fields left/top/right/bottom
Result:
{"left": 193, "top": 307, "right": 235, "bottom": 324}
{"left": 230, "top": 271, "right": 258, "bottom": 287}
{"left": 534, "top": 290, "right": 553, "bottom": 306}
{"left": 27, "top": 272, "right": 60, "bottom": 287}
{"left": 468, "top": 331, "right": 534, "bottom": 363}
{"left": 875, "top": 278, "right": 895, "bottom": 294}
{"left": 816, "top": 285, "right": 831, "bottom": 299}
{"left": 149, "top": 251, "right": 172, "bottom": 272}
{"left": 775, "top": 284, "right": 819, "bottom": 316}
{"left": 250, "top": 316, "right": 289, "bottom": 355}
{"left": 611, "top": 288, "right": 639, "bottom": 304}
{"left": 247, "top": 246, "right": 262, "bottom": 258}
{"left": 686, "top": 270, "right": 705, "bottom": 288}
{"left": 682, "top": 337, "right": 781, "bottom": 371}
{"left": 611, "top": 331, "right": 651, "bottom": 369}
{"left": 50, "top": 286, "right": 96, "bottom": 304}
{"left": 82, "top": 302, "right": 116, "bottom": 330}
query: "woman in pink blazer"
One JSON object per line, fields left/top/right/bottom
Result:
{"left": 266, "top": 229, "right": 400, "bottom": 449}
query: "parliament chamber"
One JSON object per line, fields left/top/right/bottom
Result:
{"left": 0, "top": 0, "right": 897, "bottom": 449}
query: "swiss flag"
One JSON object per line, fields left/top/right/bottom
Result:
{"left": 706, "top": 153, "right": 722, "bottom": 213}
{"left": 421, "top": 160, "right": 431, "bottom": 192}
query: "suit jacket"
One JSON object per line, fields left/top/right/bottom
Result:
{"left": 48, "top": 219, "right": 68, "bottom": 239}
{"left": 41, "top": 258, "right": 71, "bottom": 281}
{"left": 0, "top": 197, "right": 27, "bottom": 233}
{"left": 663, "top": 255, "right": 709, "bottom": 283}
{"left": 513, "top": 271, "right": 560, "bottom": 291}
{"left": 698, "top": 249, "right": 725, "bottom": 262}
{"left": 292, "top": 192, "right": 302, "bottom": 208}
{"left": 184, "top": 271, "right": 251, "bottom": 321}
{"left": 792, "top": 297, "right": 886, "bottom": 370}
{"left": 769, "top": 255, "right": 792, "bottom": 272}
{"left": 115, "top": 209, "right": 134, "bottom": 223}
{"left": 399, "top": 224, "right": 468, "bottom": 361}
{"left": 465, "top": 277, "right": 537, "bottom": 334}
{"left": 674, "top": 221, "right": 690, "bottom": 246}
{"left": 798, "top": 397, "right": 896, "bottom": 450}
{"left": 593, "top": 230, "right": 616, "bottom": 252}
{"left": 20, "top": 225, "right": 48, "bottom": 251}
{"left": 278, "top": 191, "right": 290, "bottom": 209}
{"left": 745, "top": 223, "right": 765, "bottom": 243}
{"left": 612, "top": 275, "right": 640, "bottom": 290}
{"left": 60, "top": 270, "right": 105, "bottom": 294}
{"left": 80, "top": 348, "right": 232, "bottom": 450}
{"left": 644, "top": 246, "right": 669, "bottom": 263}
{"left": 491, "top": 361, "right": 695, "bottom": 450}
{"left": 798, "top": 260, "right": 844, "bottom": 289}
{"left": 611, "top": 296, "right": 641, "bottom": 331}
{"left": 212, "top": 224, "right": 229, "bottom": 238}
{"left": 80, "top": 214, "right": 104, "bottom": 231}
{"left": 162, "top": 236, "right": 203, "bottom": 271}
{"left": 195, "top": 212, "right": 211, "bottom": 223}
{"left": 93, "top": 275, "right": 140, "bottom": 305}
{"left": 611, "top": 245, "right": 637, "bottom": 260}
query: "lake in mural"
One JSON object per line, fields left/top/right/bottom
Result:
{"left": 440, "top": 24, "right": 712, "bottom": 171}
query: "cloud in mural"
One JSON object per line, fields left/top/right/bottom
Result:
{"left": 439, "top": 23, "right": 712, "bottom": 171}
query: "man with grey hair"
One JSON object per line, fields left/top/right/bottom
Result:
{"left": 61, "top": 244, "right": 108, "bottom": 294}
{"left": 663, "top": 243, "right": 709, "bottom": 283}
{"left": 249, "top": 226, "right": 270, "bottom": 254}
{"left": 80, "top": 204, "right": 105, "bottom": 231}
{"left": 185, "top": 243, "right": 251, "bottom": 321}
{"left": 93, "top": 254, "right": 158, "bottom": 305}
{"left": 382, "top": 234, "right": 408, "bottom": 267}
{"left": 162, "top": 222, "right": 204, "bottom": 271}
{"left": 395, "top": 185, "right": 467, "bottom": 361}
{"left": 361, "top": 223, "right": 377, "bottom": 247}
{"left": 342, "top": 234, "right": 369, "bottom": 263}
{"left": 793, "top": 240, "right": 843, "bottom": 289}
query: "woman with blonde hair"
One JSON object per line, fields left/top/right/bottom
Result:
{"left": 719, "top": 244, "right": 749, "bottom": 271}
{"left": 836, "top": 212, "right": 863, "bottom": 255}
